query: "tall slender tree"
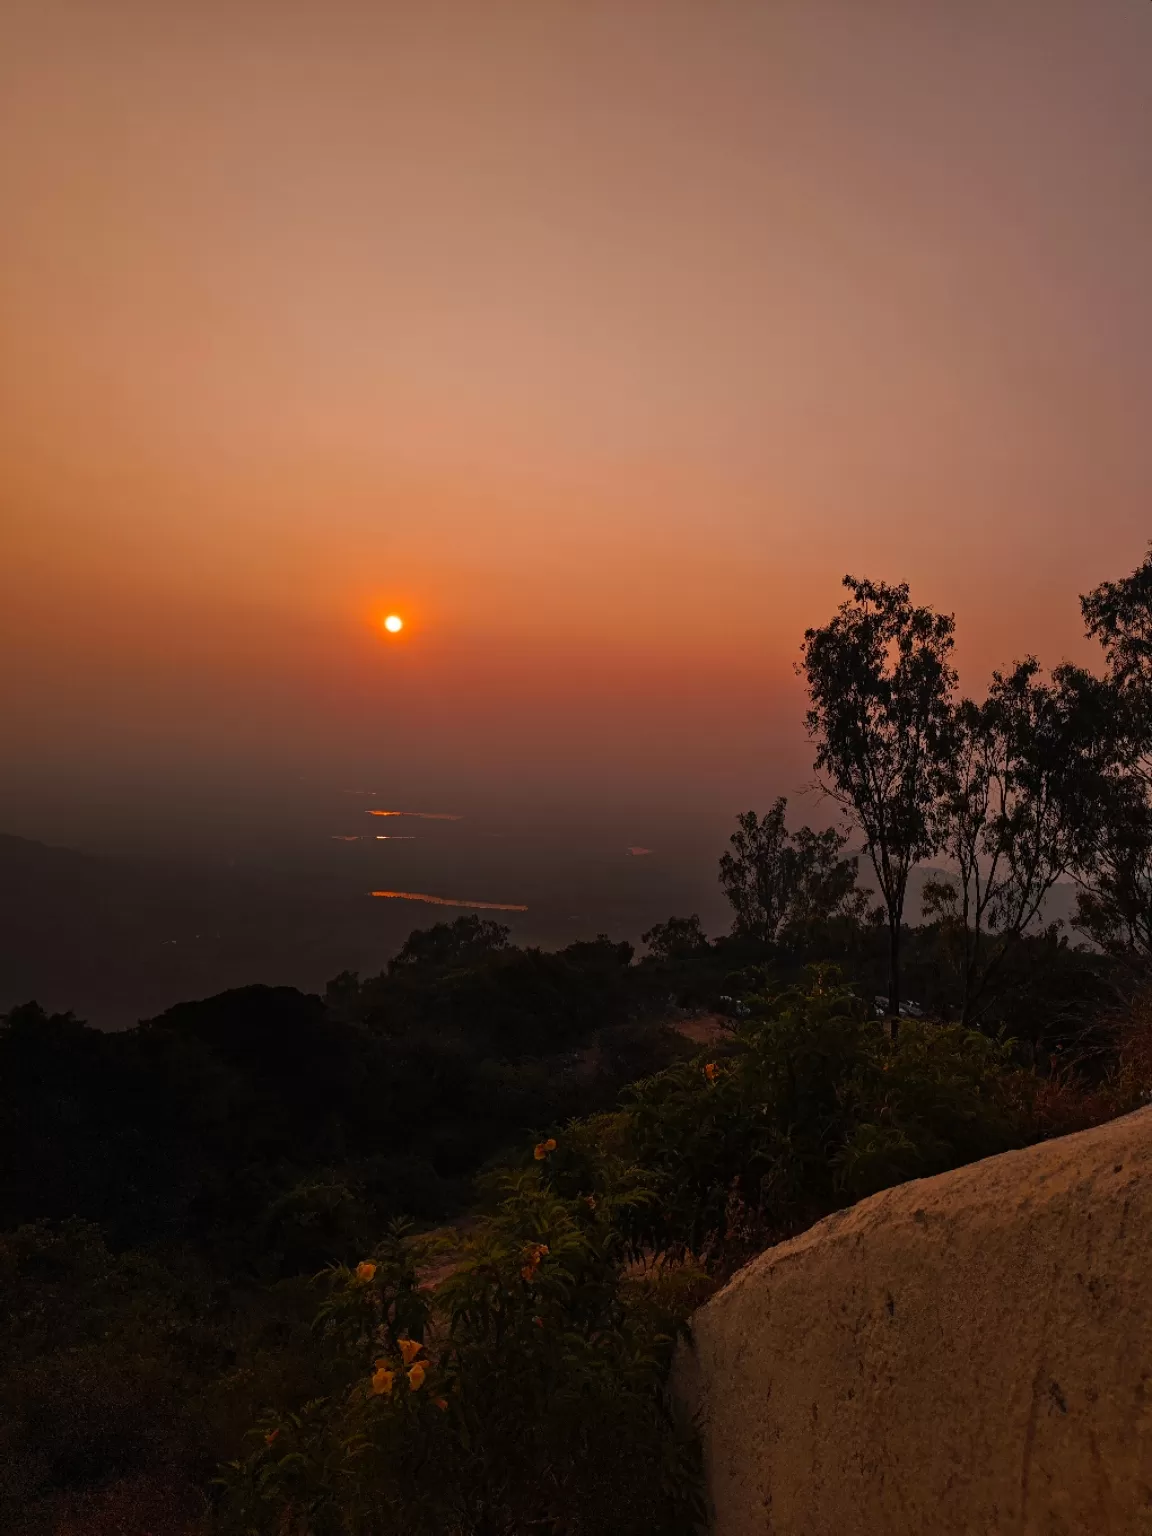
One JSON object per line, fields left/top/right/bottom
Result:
{"left": 800, "top": 576, "right": 956, "bottom": 1017}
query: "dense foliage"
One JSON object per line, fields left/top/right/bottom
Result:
{"left": 217, "top": 1186, "right": 709, "bottom": 1536}
{"left": 5, "top": 944, "right": 1147, "bottom": 1535}
{"left": 0, "top": 927, "right": 683, "bottom": 1261}
{"left": 211, "top": 969, "right": 1149, "bottom": 1535}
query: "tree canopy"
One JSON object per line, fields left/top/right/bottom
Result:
{"left": 800, "top": 576, "right": 957, "bottom": 1015}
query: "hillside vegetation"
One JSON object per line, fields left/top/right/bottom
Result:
{"left": 5, "top": 551, "right": 1152, "bottom": 1535}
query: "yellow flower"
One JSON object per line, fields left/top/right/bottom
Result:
{"left": 520, "top": 1241, "right": 549, "bottom": 1281}
{"left": 704, "top": 1062, "right": 718, "bottom": 1082}
{"left": 355, "top": 1261, "right": 377, "bottom": 1282}
{"left": 407, "top": 1361, "right": 427, "bottom": 1390}
{"left": 398, "top": 1337, "right": 423, "bottom": 1366}
{"left": 371, "top": 1366, "right": 394, "bottom": 1396}
{"left": 534, "top": 1137, "right": 558, "bottom": 1160}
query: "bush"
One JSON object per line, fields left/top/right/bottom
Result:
{"left": 217, "top": 1180, "right": 706, "bottom": 1536}
{"left": 0, "top": 1220, "right": 340, "bottom": 1536}
{"left": 999, "top": 981, "right": 1152, "bottom": 1140}
{"left": 216, "top": 973, "right": 1037, "bottom": 1534}
{"left": 0, "top": 1223, "right": 205, "bottom": 1534}
{"left": 616, "top": 969, "right": 1018, "bottom": 1269}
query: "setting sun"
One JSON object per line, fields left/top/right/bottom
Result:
{"left": 383, "top": 615, "right": 404, "bottom": 634}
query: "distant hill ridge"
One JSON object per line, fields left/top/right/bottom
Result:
{"left": 0, "top": 834, "right": 415, "bottom": 1028}
{"left": 0, "top": 833, "right": 1083, "bottom": 1029}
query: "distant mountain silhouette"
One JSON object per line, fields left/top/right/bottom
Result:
{"left": 0, "top": 835, "right": 418, "bottom": 1028}
{"left": 896, "top": 864, "right": 1081, "bottom": 929}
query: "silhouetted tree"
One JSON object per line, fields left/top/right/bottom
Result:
{"left": 640, "top": 914, "right": 711, "bottom": 961}
{"left": 1081, "top": 544, "right": 1152, "bottom": 698}
{"left": 800, "top": 577, "right": 957, "bottom": 1018}
{"left": 388, "top": 915, "right": 511, "bottom": 973}
{"left": 928, "top": 660, "right": 1106, "bottom": 1023}
{"left": 1075, "top": 547, "right": 1152, "bottom": 963}
{"left": 1074, "top": 778, "right": 1152, "bottom": 962}
{"left": 718, "top": 799, "right": 867, "bottom": 947}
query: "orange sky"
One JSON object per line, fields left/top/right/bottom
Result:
{"left": 3, "top": 0, "right": 1151, "bottom": 819}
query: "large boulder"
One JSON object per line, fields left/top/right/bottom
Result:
{"left": 674, "top": 1106, "right": 1152, "bottom": 1535}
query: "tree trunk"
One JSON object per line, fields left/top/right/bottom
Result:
{"left": 887, "top": 916, "right": 901, "bottom": 1034}
{"left": 961, "top": 938, "right": 976, "bottom": 1029}
{"left": 962, "top": 912, "right": 987, "bottom": 1028}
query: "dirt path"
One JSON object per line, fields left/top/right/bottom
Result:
{"left": 673, "top": 1013, "right": 733, "bottom": 1046}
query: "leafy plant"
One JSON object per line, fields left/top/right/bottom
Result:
{"left": 621, "top": 971, "right": 1015, "bottom": 1269}
{"left": 217, "top": 1182, "right": 704, "bottom": 1535}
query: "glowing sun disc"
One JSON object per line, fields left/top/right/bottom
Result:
{"left": 383, "top": 614, "right": 403, "bottom": 633}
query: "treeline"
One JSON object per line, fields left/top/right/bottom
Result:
{"left": 652, "top": 548, "right": 1152, "bottom": 1031}
{"left": 792, "top": 555, "right": 1152, "bottom": 1019}
{"left": 0, "top": 927, "right": 684, "bottom": 1268}
{"left": 1, "top": 924, "right": 694, "bottom": 1535}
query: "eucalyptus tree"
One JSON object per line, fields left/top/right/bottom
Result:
{"left": 1082, "top": 544, "right": 1152, "bottom": 701}
{"left": 1075, "top": 548, "right": 1152, "bottom": 964}
{"left": 800, "top": 577, "right": 957, "bottom": 1018}
{"left": 1074, "top": 778, "right": 1152, "bottom": 962}
{"left": 928, "top": 660, "right": 1107, "bottom": 1023}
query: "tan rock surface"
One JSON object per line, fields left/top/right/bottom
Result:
{"left": 674, "top": 1106, "right": 1152, "bottom": 1535}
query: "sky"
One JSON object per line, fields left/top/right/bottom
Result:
{"left": 3, "top": 0, "right": 1151, "bottom": 846}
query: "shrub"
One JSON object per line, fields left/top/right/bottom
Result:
{"left": 999, "top": 982, "right": 1152, "bottom": 1140}
{"left": 0, "top": 1223, "right": 205, "bottom": 1535}
{"left": 619, "top": 969, "right": 1018, "bottom": 1268}
{"left": 217, "top": 1182, "right": 704, "bottom": 1536}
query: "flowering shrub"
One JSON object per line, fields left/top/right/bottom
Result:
{"left": 216, "top": 972, "right": 1078, "bottom": 1533}
{"left": 217, "top": 1178, "right": 704, "bottom": 1535}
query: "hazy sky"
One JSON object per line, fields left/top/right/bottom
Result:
{"left": 3, "top": 0, "right": 1151, "bottom": 833}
